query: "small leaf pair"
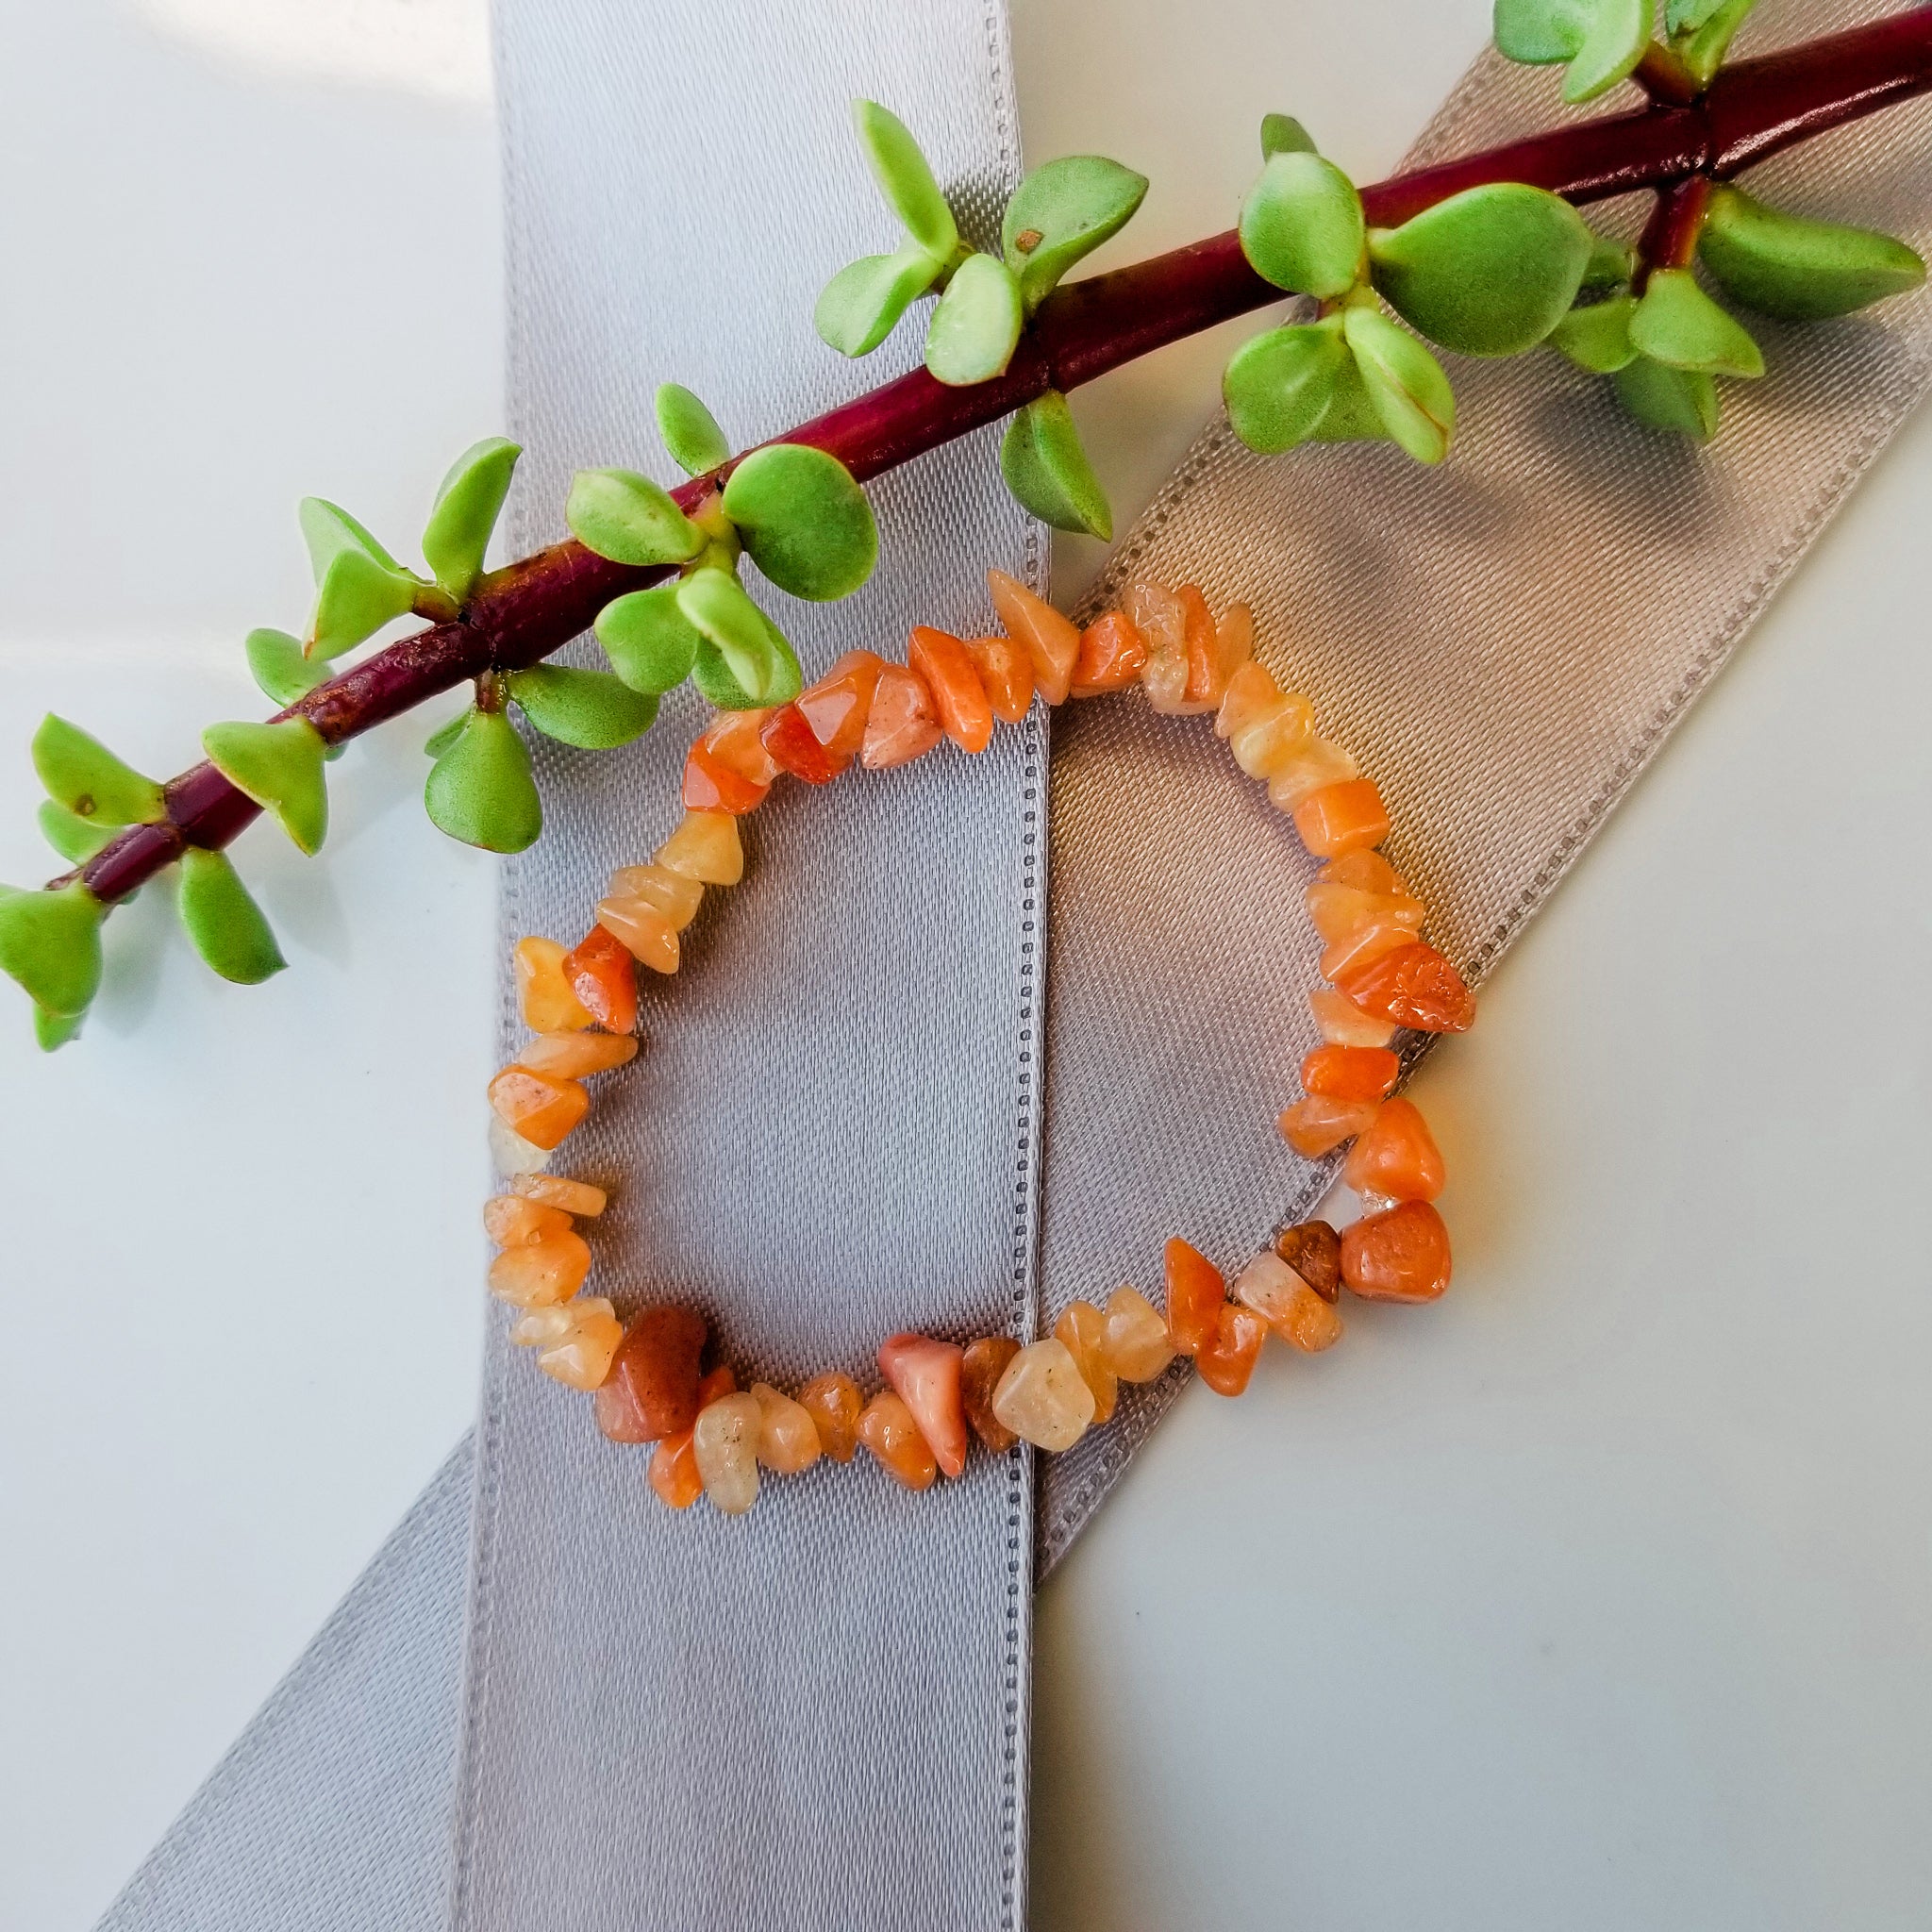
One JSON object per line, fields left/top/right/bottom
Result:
{"left": 1224, "top": 304, "right": 1456, "bottom": 463}
{"left": 300, "top": 439, "right": 522, "bottom": 659}
{"left": 1492, "top": 0, "right": 1653, "bottom": 106}
{"left": 32, "top": 716, "right": 166, "bottom": 829}
{"left": 596, "top": 571, "right": 805, "bottom": 712}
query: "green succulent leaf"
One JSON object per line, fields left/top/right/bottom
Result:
{"left": 678, "top": 568, "right": 789, "bottom": 700}
{"left": 656, "top": 383, "right": 732, "bottom": 477}
{"left": 1493, "top": 0, "right": 1652, "bottom": 103}
{"left": 1001, "top": 156, "right": 1149, "bottom": 315}
{"left": 1614, "top": 354, "right": 1721, "bottom": 440}
{"left": 176, "top": 847, "right": 286, "bottom": 985}
{"left": 1582, "top": 234, "right": 1639, "bottom": 291}
{"left": 1548, "top": 292, "right": 1641, "bottom": 372}
{"left": 424, "top": 708, "right": 542, "bottom": 853}
{"left": 924, "top": 252, "right": 1025, "bottom": 386}
{"left": 594, "top": 584, "right": 705, "bottom": 694}
{"left": 1368, "top": 182, "right": 1594, "bottom": 355}
{"left": 1671, "top": 0, "right": 1760, "bottom": 83}
{"left": 1342, "top": 306, "right": 1456, "bottom": 463}
{"left": 421, "top": 437, "right": 521, "bottom": 602}
{"left": 300, "top": 497, "right": 423, "bottom": 659}
{"left": 1259, "top": 113, "right": 1317, "bottom": 158}
{"left": 34, "top": 1004, "right": 84, "bottom": 1052}
{"left": 1238, "top": 151, "right": 1365, "bottom": 299}
{"left": 1223, "top": 316, "right": 1348, "bottom": 454}
{"left": 202, "top": 716, "right": 330, "bottom": 856}
{"left": 814, "top": 250, "right": 944, "bottom": 357}
{"left": 0, "top": 879, "right": 104, "bottom": 1018}
{"left": 853, "top": 100, "right": 958, "bottom": 262}
{"left": 1698, "top": 184, "right": 1925, "bottom": 320}
{"left": 721, "top": 443, "right": 879, "bottom": 601}
{"left": 246, "top": 627, "right": 332, "bottom": 709}
{"left": 998, "top": 390, "right": 1112, "bottom": 539}
{"left": 424, "top": 708, "right": 471, "bottom": 758}
{"left": 38, "top": 800, "right": 115, "bottom": 866}
{"left": 1629, "top": 268, "right": 1763, "bottom": 377}
{"left": 506, "top": 665, "right": 659, "bottom": 749}
{"left": 1665, "top": 0, "right": 1726, "bottom": 25}
{"left": 1306, "top": 350, "right": 1395, "bottom": 443}
{"left": 31, "top": 715, "right": 165, "bottom": 826}
{"left": 691, "top": 630, "right": 805, "bottom": 712}
{"left": 565, "top": 468, "right": 705, "bottom": 568}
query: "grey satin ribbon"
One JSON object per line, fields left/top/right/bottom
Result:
{"left": 95, "top": 1, "right": 1932, "bottom": 1925}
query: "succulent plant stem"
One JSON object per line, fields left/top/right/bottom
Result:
{"left": 68, "top": 4, "right": 1932, "bottom": 911}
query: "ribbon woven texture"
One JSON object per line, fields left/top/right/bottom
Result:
{"left": 92, "top": 1, "right": 1932, "bottom": 1926}
{"left": 456, "top": 1, "right": 1041, "bottom": 1929}
{"left": 1036, "top": 0, "right": 1932, "bottom": 1570}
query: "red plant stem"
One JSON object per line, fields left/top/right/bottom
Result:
{"left": 1638, "top": 174, "right": 1718, "bottom": 281}
{"left": 72, "top": 5, "right": 1932, "bottom": 910}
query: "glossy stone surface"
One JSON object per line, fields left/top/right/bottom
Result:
{"left": 1277, "top": 1093, "right": 1380, "bottom": 1158}
{"left": 751, "top": 1382, "right": 823, "bottom": 1474}
{"left": 1101, "top": 1285, "right": 1175, "bottom": 1383}
{"left": 1274, "top": 1219, "right": 1342, "bottom": 1302}
{"left": 700, "top": 706, "right": 778, "bottom": 791}
{"left": 797, "top": 1371, "right": 863, "bottom": 1463}
{"left": 1124, "top": 580, "right": 1208, "bottom": 717}
{"left": 693, "top": 1391, "right": 763, "bottom": 1514}
{"left": 1309, "top": 986, "right": 1398, "bottom": 1048}
{"left": 1300, "top": 1043, "right": 1400, "bottom": 1102}
{"left": 656, "top": 809, "right": 743, "bottom": 886}
{"left": 514, "top": 936, "right": 592, "bottom": 1034}
{"left": 648, "top": 1365, "right": 736, "bottom": 1509}
{"left": 860, "top": 663, "right": 944, "bottom": 769}
{"left": 987, "top": 566, "right": 1079, "bottom": 704}
{"left": 759, "top": 703, "right": 843, "bottom": 785}
{"left": 1234, "top": 1252, "right": 1341, "bottom": 1350}
{"left": 593, "top": 895, "right": 680, "bottom": 975}
{"left": 1195, "top": 1303, "right": 1268, "bottom": 1396}
{"left": 1070, "top": 609, "right": 1148, "bottom": 697}
{"left": 594, "top": 1305, "right": 708, "bottom": 1442}
{"left": 488, "top": 1065, "right": 591, "bottom": 1151}
{"left": 1197, "top": 595, "right": 1253, "bottom": 705}
{"left": 522, "top": 1296, "right": 623, "bottom": 1391}
{"left": 1163, "top": 1238, "right": 1225, "bottom": 1356}
{"left": 607, "top": 863, "right": 705, "bottom": 931}
{"left": 1336, "top": 941, "right": 1477, "bottom": 1033}
{"left": 516, "top": 1031, "right": 638, "bottom": 1078}
{"left": 961, "top": 1336, "right": 1022, "bottom": 1452}
{"left": 966, "top": 634, "right": 1035, "bottom": 723}
{"left": 483, "top": 1194, "right": 573, "bottom": 1248}
{"left": 1343, "top": 1096, "right": 1445, "bottom": 1202}
{"left": 876, "top": 1331, "right": 969, "bottom": 1479}
{"left": 487, "top": 1228, "right": 592, "bottom": 1307}
{"left": 909, "top": 625, "right": 995, "bottom": 754}
{"left": 858, "top": 1391, "right": 940, "bottom": 1490}
{"left": 1305, "top": 880, "right": 1426, "bottom": 944}
{"left": 990, "top": 1338, "right": 1096, "bottom": 1452}
{"left": 1292, "top": 777, "right": 1391, "bottom": 858}
{"left": 682, "top": 737, "right": 770, "bottom": 813}
{"left": 796, "top": 648, "right": 885, "bottom": 763}
{"left": 510, "top": 1172, "right": 607, "bottom": 1217}
{"left": 1053, "top": 1300, "right": 1119, "bottom": 1424}
{"left": 1341, "top": 1199, "right": 1453, "bottom": 1302}
{"left": 1319, "top": 848, "right": 1404, "bottom": 893}
{"left": 1277, "top": 1281, "right": 1344, "bottom": 1352}
{"left": 561, "top": 924, "right": 639, "bottom": 1034}
{"left": 1320, "top": 919, "right": 1419, "bottom": 987}
{"left": 1266, "top": 736, "right": 1359, "bottom": 812}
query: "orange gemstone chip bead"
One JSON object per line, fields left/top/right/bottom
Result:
{"left": 1071, "top": 610, "right": 1148, "bottom": 697}
{"left": 1053, "top": 1302, "right": 1119, "bottom": 1424}
{"left": 861, "top": 664, "right": 943, "bottom": 770}
{"left": 1336, "top": 941, "right": 1475, "bottom": 1034}
{"left": 514, "top": 937, "right": 592, "bottom": 1033}
{"left": 483, "top": 1195, "right": 573, "bottom": 1247}
{"left": 1292, "top": 778, "right": 1391, "bottom": 858}
{"left": 876, "top": 1332, "right": 969, "bottom": 1479}
{"left": 908, "top": 625, "right": 995, "bottom": 754}
{"left": 561, "top": 926, "right": 638, "bottom": 1035}
{"left": 488, "top": 1066, "right": 591, "bottom": 1151}
{"left": 1301, "top": 1044, "right": 1400, "bottom": 1103}
{"left": 1341, "top": 1200, "right": 1453, "bottom": 1303}
{"left": 511, "top": 1172, "right": 606, "bottom": 1217}
{"left": 798, "top": 1372, "right": 864, "bottom": 1462}
{"left": 796, "top": 648, "right": 886, "bottom": 763}
{"left": 858, "top": 1391, "right": 940, "bottom": 1491}
{"left": 1278, "top": 1094, "right": 1379, "bottom": 1158}
{"left": 961, "top": 1336, "right": 1022, "bottom": 1452}
{"left": 966, "top": 635, "right": 1035, "bottom": 724}
{"left": 987, "top": 568, "right": 1080, "bottom": 705}
{"left": 1163, "top": 1238, "right": 1224, "bottom": 1356}
{"left": 1195, "top": 1304, "right": 1268, "bottom": 1396}
{"left": 596, "top": 1305, "right": 708, "bottom": 1442}
{"left": 649, "top": 1365, "right": 735, "bottom": 1509}
{"left": 487, "top": 1229, "right": 592, "bottom": 1307}
{"left": 1343, "top": 1097, "right": 1445, "bottom": 1203}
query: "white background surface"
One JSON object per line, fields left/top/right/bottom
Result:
{"left": 3, "top": 2, "right": 1929, "bottom": 1928}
